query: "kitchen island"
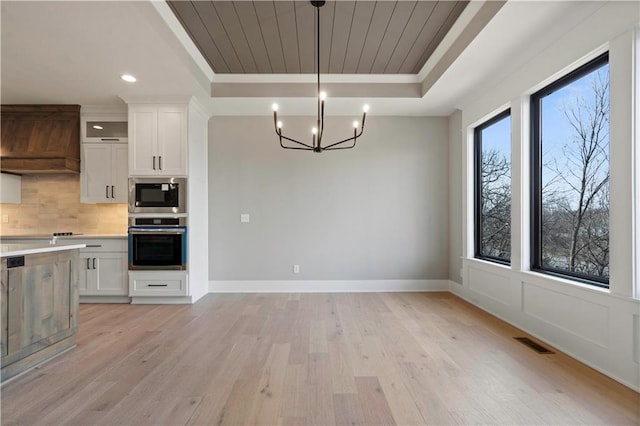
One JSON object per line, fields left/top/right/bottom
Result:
{"left": 1, "top": 242, "right": 84, "bottom": 382}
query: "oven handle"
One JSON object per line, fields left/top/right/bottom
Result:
{"left": 129, "top": 229, "right": 186, "bottom": 235}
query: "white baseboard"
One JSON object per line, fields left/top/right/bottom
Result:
{"left": 209, "top": 279, "right": 451, "bottom": 293}
{"left": 79, "top": 296, "right": 131, "bottom": 304}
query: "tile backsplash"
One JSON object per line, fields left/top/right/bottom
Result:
{"left": 0, "top": 174, "right": 127, "bottom": 236}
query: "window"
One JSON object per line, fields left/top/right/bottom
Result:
{"left": 474, "top": 110, "right": 512, "bottom": 264}
{"left": 531, "top": 52, "right": 610, "bottom": 287}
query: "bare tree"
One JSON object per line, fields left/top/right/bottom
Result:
{"left": 544, "top": 69, "right": 609, "bottom": 278}
{"left": 481, "top": 148, "right": 511, "bottom": 258}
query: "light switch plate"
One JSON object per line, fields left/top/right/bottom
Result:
{"left": 240, "top": 214, "right": 250, "bottom": 223}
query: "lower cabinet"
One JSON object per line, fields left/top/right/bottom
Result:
{"left": 129, "top": 271, "right": 188, "bottom": 297}
{"left": 1, "top": 265, "right": 8, "bottom": 358}
{"left": 79, "top": 252, "right": 128, "bottom": 296}
{"left": 0, "top": 250, "right": 79, "bottom": 382}
{"left": 0, "top": 237, "right": 129, "bottom": 303}
{"left": 78, "top": 238, "right": 129, "bottom": 302}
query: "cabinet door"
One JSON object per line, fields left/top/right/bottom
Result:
{"left": 81, "top": 144, "right": 111, "bottom": 203}
{"left": 1, "top": 260, "right": 7, "bottom": 357}
{"left": 78, "top": 253, "right": 97, "bottom": 295}
{"left": 157, "top": 105, "right": 187, "bottom": 176}
{"left": 129, "top": 105, "right": 158, "bottom": 176}
{"left": 111, "top": 144, "right": 129, "bottom": 203}
{"left": 95, "top": 253, "right": 128, "bottom": 296}
{"left": 6, "top": 252, "right": 72, "bottom": 357}
{"left": 82, "top": 116, "right": 128, "bottom": 143}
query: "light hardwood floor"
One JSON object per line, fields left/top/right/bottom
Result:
{"left": 1, "top": 292, "right": 639, "bottom": 425}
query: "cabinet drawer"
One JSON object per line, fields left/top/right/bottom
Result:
{"left": 79, "top": 239, "right": 127, "bottom": 252}
{"left": 129, "top": 271, "right": 188, "bottom": 296}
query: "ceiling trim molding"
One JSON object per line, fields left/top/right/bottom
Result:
{"left": 419, "top": 0, "right": 506, "bottom": 97}
{"left": 151, "top": 0, "right": 215, "bottom": 82}
{"left": 119, "top": 94, "right": 194, "bottom": 104}
{"left": 211, "top": 73, "right": 420, "bottom": 84}
{"left": 211, "top": 82, "right": 421, "bottom": 98}
{"left": 417, "top": 1, "right": 485, "bottom": 82}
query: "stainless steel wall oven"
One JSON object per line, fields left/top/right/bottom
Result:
{"left": 128, "top": 217, "right": 187, "bottom": 270}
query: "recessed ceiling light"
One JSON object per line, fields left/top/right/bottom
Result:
{"left": 92, "top": 125, "right": 103, "bottom": 130}
{"left": 121, "top": 74, "right": 137, "bottom": 83}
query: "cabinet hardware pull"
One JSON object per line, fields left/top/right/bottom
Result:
{"left": 86, "top": 245, "right": 101, "bottom": 248}
{"left": 153, "top": 156, "right": 156, "bottom": 170}
{"left": 111, "top": 185, "right": 115, "bottom": 198}
{"left": 106, "top": 185, "right": 109, "bottom": 198}
{"left": 86, "top": 258, "right": 90, "bottom": 269}
{"left": 148, "top": 284, "right": 168, "bottom": 287}
{"left": 93, "top": 258, "right": 97, "bottom": 269}
{"left": 101, "top": 138, "right": 119, "bottom": 141}
{"left": 159, "top": 156, "right": 162, "bottom": 170}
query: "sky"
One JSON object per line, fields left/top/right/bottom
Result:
{"left": 479, "top": 63, "right": 610, "bottom": 210}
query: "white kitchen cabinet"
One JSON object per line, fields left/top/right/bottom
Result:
{"left": 78, "top": 239, "right": 129, "bottom": 300}
{"left": 81, "top": 144, "right": 128, "bottom": 203}
{"left": 81, "top": 114, "right": 128, "bottom": 143}
{"left": 129, "top": 271, "right": 188, "bottom": 297}
{"left": 129, "top": 104, "right": 187, "bottom": 177}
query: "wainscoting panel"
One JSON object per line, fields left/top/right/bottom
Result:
{"left": 634, "top": 314, "right": 640, "bottom": 364}
{"left": 453, "top": 258, "right": 640, "bottom": 391}
{"left": 522, "top": 281, "right": 610, "bottom": 348}
{"left": 468, "top": 265, "right": 513, "bottom": 307}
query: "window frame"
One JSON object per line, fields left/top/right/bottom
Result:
{"left": 474, "top": 108, "right": 512, "bottom": 265}
{"left": 530, "top": 52, "right": 610, "bottom": 288}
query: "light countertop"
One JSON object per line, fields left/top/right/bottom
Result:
{"left": 1, "top": 242, "right": 86, "bottom": 258}
{"left": 0, "top": 234, "right": 127, "bottom": 240}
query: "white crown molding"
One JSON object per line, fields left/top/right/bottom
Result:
{"left": 211, "top": 74, "right": 420, "bottom": 84}
{"left": 417, "top": 1, "right": 488, "bottom": 82}
{"left": 80, "top": 104, "right": 128, "bottom": 115}
{"left": 150, "top": 0, "right": 215, "bottom": 82}
{"left": 211, "top": 82, "right": 421, "bottom": 98}
{"left": 119, "top": 94, "right": 193, "bottom": 104}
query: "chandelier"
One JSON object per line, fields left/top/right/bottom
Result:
{"left": 271, "top": 0, "right": 369, "bottom": 152}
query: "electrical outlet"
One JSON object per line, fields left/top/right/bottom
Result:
{"left": 240, "top": 214, "right": 250, "bottom": 223}
{"left": 2, "top": 215, "right": 8, "bottom": 224}
{"left": 293, "top": 264, "right": 300, "bottom": 274}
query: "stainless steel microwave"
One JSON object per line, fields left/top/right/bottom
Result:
{"left": 128, "top": 177, "right": 186, "bottom": 214}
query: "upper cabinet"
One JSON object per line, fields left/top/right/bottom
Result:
{"left": 128, "top": 104, "right": 187, "bottom": 177}
{"left": 80, "top": 109, "right": 128, "bottom": 204}
{"left": 80, "top": 144, "right": 128, "bottom": 203}
{"left": 81, "top": 114, "right": 128, "bottom": 143}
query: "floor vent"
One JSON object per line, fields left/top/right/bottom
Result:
{"left": 514, "top": 337, "right": 555, "bottom": 354}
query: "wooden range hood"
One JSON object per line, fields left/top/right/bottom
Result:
{"left": 1, "top": 105, "right": 81, "bottom": 174}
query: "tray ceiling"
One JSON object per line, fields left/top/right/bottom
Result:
{"left": 167, "top": 1, "right": 468, "bottom": 74}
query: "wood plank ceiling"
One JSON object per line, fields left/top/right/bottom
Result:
{"left": 167, "top": 1, "right": 469, "bottom": 74}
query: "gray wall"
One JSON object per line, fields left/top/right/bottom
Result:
{"left": 208, "top": 116, "right": 449, "bottom": 281}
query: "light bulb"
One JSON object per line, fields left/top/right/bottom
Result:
{"left": 121, "top": 74, "right": 137, "bottom": 83}
{"left": 363, "top": 104, "right": 370, "bottom": 113}
{"left": 353, "top": 121, "right": 359, "bottom": 128}
{"left": 272, "top": 103, "right": 279, "bottom": 112}
{"left": 92, "top": 125, "right": 104, "bottom": 130}
{"left": 319, "top": 91, "right": 327, "bottom": 101}
{"left": 277, "top": 121, "right": 283, "bottom": 129}
{"left": 312, "top": 127, "right": 318, "bottom": 135}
